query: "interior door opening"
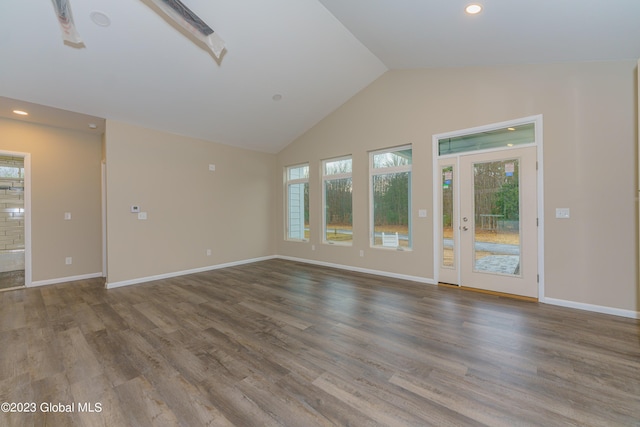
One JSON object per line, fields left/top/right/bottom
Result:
{"left": 0, "top": 154, "right": 27, "bottom": 290}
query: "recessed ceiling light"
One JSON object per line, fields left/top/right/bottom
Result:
{"left": 465, "top": 4, "right": 483, "bottom": 14}
{"left": 90, "top": 11, "right": 111, "bottom": 27}
{"left": 12, "top": 110, "right": 28, "bottom": 116}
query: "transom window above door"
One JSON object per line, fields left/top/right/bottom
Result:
{"left": 438, "top": 123, "right": 534, "bottom": 156}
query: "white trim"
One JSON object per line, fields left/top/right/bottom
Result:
{"left": 277, "top": 255, "right": 437, "bottom": 285}
{"left": 543, "top": 297, "right": 640, "bottom": 320}
{"left": 105, "top": 256, "right": 277, "bottom": 289}
{"left": 432, "top": 134, "right": 441, "bottom": 284}
{"left": 535, "top": 117, "right": 545, "bottom": 300}
{"left": 101, "top": 161, "right": 107, "bottom": 277}
{"left": 29, "top": 272, "right": 103, "bottom": 288}
{"left": 23, "top": 153, "right": 32, "bottom": 287}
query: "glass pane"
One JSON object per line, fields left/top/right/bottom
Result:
{"left": 473, "top": 159, "right": 521, "bottom": 275}
{"left": 288, "top": 165, "right": 309, "bottom": 180}
{"left": 324, "top": 177, "right": 352, "bottom": 243}
{"left": 441, "top": 166, "right": 454, "bottom": 268}
{"left": 0, "top": 166, "right": 23, "bottom": 179}
{"left": 373, "top": 149, "right": 412, "bottom": 168}
{"left": 287, "top": 182, "right": 309, "bottom": 240}
{"left": 372, "top": 172, "right": 410, "bottom": 248}
{"left": 324, "top": 158, "right": 352, "bottom": 175}
{"left": 439, "top": 123, "right": 534, "bottom": 156}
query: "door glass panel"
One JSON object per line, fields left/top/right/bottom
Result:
{"left": 441, "top": 166, "right": 454, "bottom": 268}
{"left": 473, "top": 159, "right": 521, "bottom": 276}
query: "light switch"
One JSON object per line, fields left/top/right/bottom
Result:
{"left": 138, "top": 212, "right": 147, "bottom": 220}
{"left": 64, "top": 212, "right": 71, "bottom": 220}
{"left": 555, "top": 208, "right": 570, "bottom": 219}
{"left": 418, "top": 209, "right": 427, "bottom": 218}
{"left": 209, "top": 164, "right": 216, "bottom": 171}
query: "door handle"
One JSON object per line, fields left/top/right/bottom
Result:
{"left": 462, "top": 226, "right": 469, "bottom": 231}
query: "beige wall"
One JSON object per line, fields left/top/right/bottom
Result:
{"left": 277, "top": 60, "right": 638, "bottom": 313}
{"left": 0, "top": 118, "right": 103, "bottom": 282}
{"left": 104, "top": 121, "right": 276, "bottom": 285}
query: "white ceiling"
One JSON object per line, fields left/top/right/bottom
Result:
{"left": 1, "top": 0, "right": 639, "bottom": 153}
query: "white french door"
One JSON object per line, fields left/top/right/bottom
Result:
{"left": 437, "top": 142, "right": 538, "bottom": 298}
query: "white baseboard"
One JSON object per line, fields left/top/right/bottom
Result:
{"left": 278, "top": 257, "right": 640, "bottom": 319}
{"left": 29, "top": 272, "right": 103, "bottom": 288}
{"left": 100, "top": 254, "right": 638, "bottom": 320}
{"left": 276, "top": 255, "right": 437, "bottom": 285}
{"left": 542, "top": 297, "right": 640, "bottom": 319}
{"left": 105, "top": 256, "right": 277, "bottom": 289}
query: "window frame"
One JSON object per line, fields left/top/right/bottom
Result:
{"left": 321, "top": 155, "right": 353, "bottom": 246}
{"left": 284, "top": 163, "right": 309, "bottom": 242}
{"left": 369, "top": 145, "right": 413, "bottom": 250}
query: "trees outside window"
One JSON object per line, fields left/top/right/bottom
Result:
{"left": 370, "top": 146, "right": 412, "bottom": 248}
{"left": 322, "top": 157, "right": 352, "bottom": 244}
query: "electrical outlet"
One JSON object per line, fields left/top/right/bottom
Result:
{"left": 64, "top": 212, "right": 71, "bottom": 220}
{"left": 206, "top": 249, "right": 212, "bottom": 256}
{"left": 359, "top": 250, "right": 364, "bottom": 257}
{"left": 555, "top": 208, "right": 570, "bottom": 219}
{"left": 65, "top": 257, "right": 72, "bottom": 265}
{"left": 138, "top": 212, "right": 147, "bottom": 220}
{"left": 209, "top": 164, "right": 216, "bottom": 171}
{"left": 312, "top": 244, "right": 315, "bottom": 251}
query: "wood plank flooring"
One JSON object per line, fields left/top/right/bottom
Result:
{"left": 0, "top": 258, "right": 639, "bottom": 426}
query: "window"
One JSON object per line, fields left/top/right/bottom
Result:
{"left": 438, "top": 123, "right": 534, "bottom": 156}
{"left": 370, "top": 146, "right": 412, "bottom": 248}
{"left": 322, "top": 156, "right": 352, "bottom": 245}
{"left": 285, "top": 164, "right": 309, "bottom": 241}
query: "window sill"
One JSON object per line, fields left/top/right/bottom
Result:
{"left": 323, "top": 241, "right": 353, "bottom": 247}
{"left": 371, "top": 246, "right": 412, "bottom": 252}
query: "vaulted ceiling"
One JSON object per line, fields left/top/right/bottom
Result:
{"left": 1, "top": 0, "right": 639, "bottom": 153}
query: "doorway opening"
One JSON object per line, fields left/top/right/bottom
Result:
{"left": 433, "top": 116, "right": 544, "bottom": 299}
{"left": 0, "top": 154, "right": 26, "bottom": 290}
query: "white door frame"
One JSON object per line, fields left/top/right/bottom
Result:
{"left": 101, "top": 161, "right": 107, "bottom": 279}
{"left": 0, "top": 150, "right": 31, "bottom": 287}
{"left": 432, "top": 115, "right": 545, "bottom": 298}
